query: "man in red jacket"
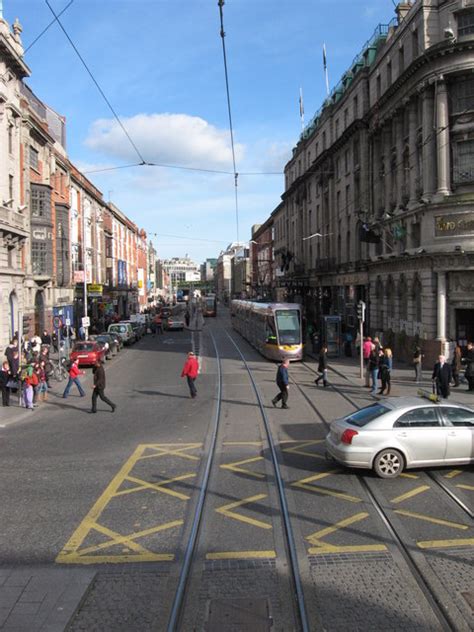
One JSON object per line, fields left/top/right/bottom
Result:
{"left": 181, "top": 351, "right": 199, "bottom": 398}
{"left": 62, "top": 358, "right": 86, "bottom": 398}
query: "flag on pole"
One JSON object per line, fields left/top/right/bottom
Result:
{"left": 299, "top": 87, "right": 304, "bottom": 119}
{"left": 323, "top": 43, "right": 327, "bottom": 70}
{"left": 323, "top": 43, "right": 330, "bottom": 96}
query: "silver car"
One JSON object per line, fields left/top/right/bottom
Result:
{"left": 325, "top": 397, "right": 474, "bottom": 478}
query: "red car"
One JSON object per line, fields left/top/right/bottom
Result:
{"left": 70, "top": 341, "right": 106, "bottom": 367}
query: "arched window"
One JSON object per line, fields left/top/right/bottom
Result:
{"left": 398, "top": 275, "right": 408, "bottom": 321}
{"left": 412, "top": 275, "right": 422, "bottom": 322}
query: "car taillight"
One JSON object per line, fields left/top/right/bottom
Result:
{"left": 341, "top": 429, "right": 358, "bottom": 445}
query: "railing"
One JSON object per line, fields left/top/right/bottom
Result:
{"left": 0, "top": 206, "right": 27, "bottom": 232}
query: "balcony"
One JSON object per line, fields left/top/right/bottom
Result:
{"left": 0, "top": 205, "right": 28, "bottom": 240}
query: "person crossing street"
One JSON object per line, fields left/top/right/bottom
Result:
{"left": 181, "top": 351, "right": 199, "bottom": 398}
{"left": 91, "top": 359, "right": 116, "bottom": 413}
{"left": 272, "top": 359, "right": 290, "bottom": 409}
{"left": 62, "top": 359, "right": 86, "bottom": 398}
{"left": 314, "top": 346, "right": 329, "bottom": 387}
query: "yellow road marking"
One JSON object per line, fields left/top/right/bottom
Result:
{"left": 456, "top": 484, "right": 474, "bottom": 492}
{"left": 399, "top": 473, "right": 419, "bottom": 479}
{"left": 394, "top": 509, "right": 469, "bottom": 530}
{"left": 220, "top": 456, "right": 265, "bottom": 479}
{"left": 308, "top": 544, "right": 388, "bottom": 554}
{"left": 215, "top": 494, "right": 272, "bottom": 530}
{"left": 116, "top": 473, "right": 196, "bottom": 500}
{"left": 292, "top": 470, "right": 362, "bottom": 503}
{"left": 222, "top": 442, "right": 263, "bottom": 446}
{"left": 444, "top": 470, "right": 463, "bottom": 479}
{"left": 306, "top": 512, "right": 387, "bottom": 553}
{"left": 282, "top": 440, "right": 326, "bottom": 460}
{"left": 206, "top": 550, "right": 276, "bottom": 560}
{"left": 417, "top": 538, "right": 474, "bottom": 549}
{"left": 390, "top": 485, "right": 430, "bottom": 504}
{"left": 56, "top": 443, "right": 201, "bottom": 564}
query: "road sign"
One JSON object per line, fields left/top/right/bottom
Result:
{"left": 53, "top": 316, "right": 63, "bottom": 330}
{"left": 81, "top": 316, "right": 90, "bottom": 328}
{"left": 65, "top": 318, "right": 71, "bottom": 327}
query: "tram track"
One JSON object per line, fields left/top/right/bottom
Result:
{"left": 289, "top": 360, "right": 473, "bottom": 631}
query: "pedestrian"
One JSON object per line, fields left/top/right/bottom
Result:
{"left": 21, "top": 362, "right": 37, "bottom": 410}
{"left": 181, "top": 351, "right": 199, "bottom": 398}
{"left": 0, "top": 361, "right": 12, "bottom": 407}
{"left": 91, "top": 359, "right": 116, "bottom": 413}
{"left": 30, "top": 333, "right": 42, "bottom": 355}
{"left": 452, "top": 345, "right": 462, "bottom": 387}
{"left": 62, "top": 359, "right": 86, "bottom": 398}
{"left": 314, "top": 345, "right": 329, "bottom": 387}
{"left": 37, "top": 361, "right": 48, "bottom": 402}
{"left": 42, "top": 330, "right": 52, "bottom": 345}
{"left": 363, "top": 337, "right": 372, "bottom": 387}
{"left": 184, "top": 309, "right": 190, "bottom": 328}
{"left": 272, "top": 358, "right": 290, "bottom": 409}
{"left": 368, "top": 344, "right": 379, "bottom": 396}
{"left": 432, "top": 354, "right": 452, "bottom": 399}
{"left": 413, "top": 345, "right": 423, "bottom": 383}
{"left": 464, "top": 342, "right": 474, "bottom": 391}
{"left": 379, "top": 348, "right": 393, "bottom": 395}
{"left": 52, "top": 330, "right": 58, "bottom": 352}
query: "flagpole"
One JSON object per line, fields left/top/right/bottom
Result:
{"left": 323, "top": 43, "right": 330, "bottom": 96}
{"left": 299, "top": 87, "right": 304, "bottom": 132}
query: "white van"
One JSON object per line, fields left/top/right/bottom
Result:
{"left": 108, "top": 322, "right": 135, "bottom": 345}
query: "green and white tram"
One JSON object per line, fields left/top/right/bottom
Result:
{"left": 231, "top": 301, "right": 303, "bottom": 362}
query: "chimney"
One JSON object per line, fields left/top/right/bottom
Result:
{"left": 396, "top": 2, "right": 413, "bottom": 25}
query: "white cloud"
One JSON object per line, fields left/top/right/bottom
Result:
{"left": 85, "top": 113, "right": 245, "bottom": 170}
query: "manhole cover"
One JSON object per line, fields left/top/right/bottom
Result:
{"left": 461, "top": 591, "right": 474, "bottom": 613}
{"left": 206, "top": 598, "right": 272, "bottom": 631}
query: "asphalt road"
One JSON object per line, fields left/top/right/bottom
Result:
{"left": 1, "top": 309, "right": 473, "bottom": 631}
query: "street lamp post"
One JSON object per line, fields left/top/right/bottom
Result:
{"left": 82, "top": 198, "right": 89, "bottom": 339}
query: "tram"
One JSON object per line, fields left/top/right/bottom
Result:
{"left": 202, "top": 294, "right": 217, "bottom": 317}
{"left": 230, "top": 300, "right": 303, "bottom": 361}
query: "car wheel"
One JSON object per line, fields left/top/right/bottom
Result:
{"left": 373, "top": 449, "right": 404, "bottom": 478}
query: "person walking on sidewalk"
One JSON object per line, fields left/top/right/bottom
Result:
{"left": 452, "top": 345, "right": 462, "bottom": 387}
{"left": 379, "top": 348, "right": 393, "bottom": 395}
{"left": 432, "top": 355, "right": 452, "bottom": 399}
{"left": 368, "top": 345, "right": 380, "bottom": 396}
{"left": 413, "top": 345, "right": 423, "bottom": 383}
{"left": 181, "top": 351, "right": 199, "bottom": 398}
{"left": 0, "top": 361, "right": 12, "bottom": 407}
{"left": 272, "top": 359, "right": 290, "bottom": 409}
{"left": 91, "top": 359, "right": 116, "bottom": 413}
{"left": 363, "top": 337, "right": 372, "bottom": 387}
{"left": 464, "top": 342, "right": 474, "bottom": 391}
{"left": 314, "top": 346, "right": 329, "bottom": 387}
{"left": 62, "top": 359, "right": 86, "bottom": 398}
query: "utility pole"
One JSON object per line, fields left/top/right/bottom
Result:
{"left": 357, "top": 300, "right": 366, "bottom": 379}
{"left": 82, "top": 197, "right": 89, "bottom": 339}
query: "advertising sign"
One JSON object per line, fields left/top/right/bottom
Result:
{"left": 87, "top": 284, "right": 103, "bottom": 297}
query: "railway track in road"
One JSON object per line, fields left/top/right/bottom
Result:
{"left": 289, "top": 360, "right": 474, "bottom": 631}
{"left": 166, "top": 328, "right": 309, "bottom": 631}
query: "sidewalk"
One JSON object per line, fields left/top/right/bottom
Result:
{"left": 306, "top": 351, "right": 474, "bottom": 406}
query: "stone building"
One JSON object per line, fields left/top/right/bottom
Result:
{"left": 275, "top": 0, "right": 474, "bottom": 363}
{"left": 0, "top": 13, "right": 29, "bottom": 350}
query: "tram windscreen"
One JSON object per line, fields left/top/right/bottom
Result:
{"left": 275, "top": 310, "right": 301, "bottom": 344}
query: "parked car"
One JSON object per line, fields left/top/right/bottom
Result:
{"left": 166, "top": 316, "right": 185, "bottom": 331}
{"left": 90, "top": 334, "right": 119, "bottom": 358}
{"left": 121, "top": 320, "right": 142, "bottom": 340}
{"left": 325, "top": 397, "right": 474, "bottom": 478}
{"left": 108, "top": 322, "right": 135, "bottom": 345}
{"left": 70, "top": 341, "right": 106, "bottom": 367}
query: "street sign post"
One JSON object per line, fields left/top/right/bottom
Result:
{"left": 357, "top": 300, "right": 366, "bottom": 379}
{"left": 81, "top": 316, "right": 90, "bottom": 329}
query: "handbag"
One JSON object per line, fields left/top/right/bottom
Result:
{"left": 6, "top": 379, "right": 19, "bottom": 389}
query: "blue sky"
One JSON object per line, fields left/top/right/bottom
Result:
{"left": 6, "top": 0, "right": 396, "bottom": 262}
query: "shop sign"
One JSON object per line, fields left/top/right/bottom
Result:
{"left": 74, "top": 270, "right": 84, "bottom": 283}
{"left": 87, "top": 283, "right": 103, "bottom": 297}
{"left": 435, "top": 212, "right": 474, "bottom": 237}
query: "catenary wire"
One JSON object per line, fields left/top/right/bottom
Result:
{"left": 45, "top": 0, "right": 147, "bottom": 166}
{"left": 218, "top": 0, "right": 240, "bottom": 242}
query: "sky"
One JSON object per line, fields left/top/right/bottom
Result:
{"left": 5, "top": 0, "right": 397, "bottom": 263}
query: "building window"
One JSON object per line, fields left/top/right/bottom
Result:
{"left": 399, "top": 276, "right": 408, "bottom": 320}
{"left": 322, "top": 131, "right": 326, "bottom": 150}
{"left": 412, "top": 29, "right": 419, "bottom": 57}
{"left": 412, "top": 275, "right": 422, "bottom": 322}
{"left": 452, "top": 77, "right": 474, "bottom": 113}
{"left": 453, "top": 140, "right": 474, "bottom": 183}
{"left": 8, "top": 125, "right": 14, "bottom": 154}
{"left": 32, "top": 242, "right": 47, "bottom": 275}
{"left": 344, "top": 108, "right": 348, "bottom": 129}
{"left": 411, "top": 222, "right": 421, "bottom": 248}
{"left": 399, "top": 46, "right": 404, "bottom": 74}
{"left": 376, "top": 75, "right": 381, "bottom": 100}
{"left": 353, "top": 95, "right": 358, "bottom": 119}
{"left": 29, "top": 146, "right": 39, "bottom": 170}
{"left": 31, "top": 185, "right": 50, "bottom": 219}
{"left": 458, "top": 10, "right": 474, "bottom": 37}
{"left": 387, "top": 61, "right": 392, "bottom": 87}
{"left": 335, "top": 119, "right": 340, "bottom": 138}
{"left": 345, "top": 184, "right": 351, "bottom": 212}
{"left": 344, "top": 149, "right": 350, "bottom": 174}
{"left": 9, "top": 175, "right": 14, "bottom": 200}
{"left": 335, "top": 157, "right": 340, "bottom": 180}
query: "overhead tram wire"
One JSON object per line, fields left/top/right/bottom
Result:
{"left": 218, "top": 0, "right": 240, "bottom": 242}
{"left": 45, "top": 0, "right": 147, "bottom": 167}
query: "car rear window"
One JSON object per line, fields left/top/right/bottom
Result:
{"left": 75, "top": 343, "right": 95, "bottom": 351}
{"left": 110, "top": 325, "right": 126, "bottom": 333}
{"left": 343, "top": 404, "right": 389, "bottom": 427}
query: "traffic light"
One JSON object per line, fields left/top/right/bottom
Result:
{"left": 357, "top": 300, "right": 366, "bottom": 322}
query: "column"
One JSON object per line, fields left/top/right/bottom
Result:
{"left": 422, "top": 85, "right": 436, "bottom": 198}
{"left": 436, "top": 271, "right": 446, "bottom": 341}
{"left": 436, "top": 78, "right": 451, "bottom": 196}
{"left": 408, "top": 98, "right": 419, "bottom": 207}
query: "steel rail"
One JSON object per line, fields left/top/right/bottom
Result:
{"left": 289, "top": 366, "right": 459, "bottom": 632}
{"left": 166, "top": 329, "right": 222, "bottom": 632}
{"left": 225, "top": 331, "right": 310, "bottom": 632}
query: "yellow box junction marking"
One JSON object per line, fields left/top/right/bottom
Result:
{"left": 417, "top": 538, "right": 474, "bottom": 550}
{"left": 291, "top": 470, "right": 362, "bottom": 503}
{"left": 56, "top": 443, "right": 202, "bottom": 564}
{"left": 444, "top": 470, "right": 463, "bottom": 479}
{"left": 220, "top": 456, "right": 265, "bottom": 479}
{"left": 215, "top": 494, "right": 272, "bottom": 530}
{"left": 306, "top": 512, "right": 387, "bottom": 554}
{"left": 456, "top": 484, "right": 474, "bottom": 492}
{"left": 206, "top": 550, "right": 276, "bottom": 560}
{"left": 281, "top": 440, "right": 326, "bottom": 460}
{"left": 394, "top": 509, "right": 469, "bottom": 530}
{"left": 390, "top": 485, "right": 430, "bottom": 504}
